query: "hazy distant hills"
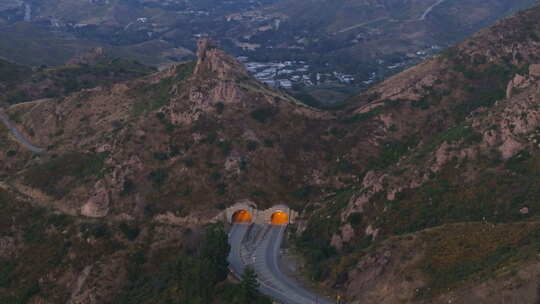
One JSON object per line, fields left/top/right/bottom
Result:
{"left": 232, "top": 0, "right": 540, "bottom": 73}
{"left": 0, "top": 0, "right": 273, "bottom": 67}
{"left": 1, "top": 0, "right": 537, "bottom": 77}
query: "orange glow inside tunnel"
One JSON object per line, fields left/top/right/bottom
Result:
{"left": 232, "top": 210, "right": 253, "bottom": 223}
{"left": 271, "top": 211, "right": 288, "bottom": 225}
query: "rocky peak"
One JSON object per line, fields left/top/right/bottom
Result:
{"left": 193, "top": 39, "right": 249, "bottom": 80}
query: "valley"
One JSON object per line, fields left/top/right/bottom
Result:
{"left": 3, "top": 2, "right": 540, "bottom": 304}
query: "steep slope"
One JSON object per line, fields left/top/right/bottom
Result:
{"left": 293, "top": 4, "right": 540, "bottom": 303}
{"left": 0, "top": 187, "right": 271, "bottom": 304}
{"left": 0, "top": 40, "right": 341, "bottom": 220}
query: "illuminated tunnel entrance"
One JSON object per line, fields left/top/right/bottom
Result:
{"left": 232, "top": 210, "right": 253, "bottom": 223}
{"left": 271, "top": 211, "right": 288, "bottom": 225}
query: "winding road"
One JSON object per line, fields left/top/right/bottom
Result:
{"left": 0, "top": 109, "right": 44, "bottom": 153}
{"left": 228, "top": 224, "right": 333, "bottom": 304}
{"left": 419, "top": 0, "right": 447, "bottom": 20}
{"left": 334, "top": 0, "right": 447, "bottom": 34}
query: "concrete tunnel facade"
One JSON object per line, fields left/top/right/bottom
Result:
{"left": 223, "top": 201, "right": 297, "bottom": 225}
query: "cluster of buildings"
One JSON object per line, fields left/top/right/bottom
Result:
{"left": 239, "top": 57, "right": 355, "bottom": 89}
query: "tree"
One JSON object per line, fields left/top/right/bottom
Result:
{"left": 201, "top": 223, "right": 231, "bottom": 282}
{"left": 240, "top": 266, "right": 259, "bottom": 301}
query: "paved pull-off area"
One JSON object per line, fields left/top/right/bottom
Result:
{"left": 229, "top": 224, "right": 333, "bottom": 304}
{"left": 0, "top": 109, "right": 44, "bottom": 153}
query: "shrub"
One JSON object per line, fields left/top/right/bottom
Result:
{"left": 120, "top": 179, "right": 136, "bottom": 196}
{"left": 250, "top": 108, "right": 275, "bottom": 123}
{"left": 217, "top": 183, "right": 227, "bottom": 195}
{"left": 183, "top": 158, "right": 194, "bottom": 167}
{"left": 371, "top": 139, "right": 417, "bottom": 169}
{"left": 211, "top": 171, "right": 222, "bottom": 181}
{"left": 217, "top": 141, "right": 231, "bottom": 155}
{"left": 119, "top": 222, "right": 140, "bottom": 241}
{"left": 215, "top": 102, "right": 225, "bottom": 114}
{"left": 347, "top": 213, "right": 362, "bottom": 226}
{"left": 80, "top": 223, "right": 110, "bottom": 239}
{"left": 246, "top": 140, "right": 258, "bottom": 151}
{"left": 147, "top": 168, "right": 168, "bottom": 187}
{"left": 153, "top": 152, "right": 170, "bottom": 161}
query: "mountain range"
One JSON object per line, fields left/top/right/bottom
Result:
{"left": 2, "top": 2, "right": 540, "bottom": 304}
{"left": 1, "top": 0, "right": 539, "bottom": 103}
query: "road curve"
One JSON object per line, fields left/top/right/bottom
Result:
{"left": 229, "top": 223, "right": 333, "bottom": 304}
{"left": 419, "top": 0, "right": 446, "bottom": 20}
{"left": 0, "top": 109, "right": 44, "bottom": 153}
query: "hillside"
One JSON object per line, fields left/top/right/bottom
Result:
{"left": 0, "top": 49, "right": 156, "bottom": 106}
{"left": 1, "top": 40, "right": 337, "bottom": 219}
{"left": 0, "top": 187, "right": 272, "bottom": 303}
{"left": 3, "top": 3, "right": 540, "bottom": 303}
{"left": 293, "top": 4, "right": 540, "bottom": 303}
{"left": 0, "top": 58, "right": 32, "bottom": 103}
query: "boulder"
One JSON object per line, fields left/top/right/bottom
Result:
{"left": 81, "top": 180, "right": 110, "bottom": 218}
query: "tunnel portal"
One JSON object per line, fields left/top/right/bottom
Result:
{"left": 270, "top": 211, "right": 288, "bottom": 225}
{"left": 232, "top": 209, "right": 253, "bottom": 223}
{"left": 222, "top": 202, "right": 296, "bottom": 224}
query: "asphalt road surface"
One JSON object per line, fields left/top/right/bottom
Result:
{"left": 229, "top": 223, "right": 333, "bottom": 304}
{"left": 419, "top": 0, "right": 446, "bottom": 20}
{"left": 0, "top": 109, "right": 44, "bottom": 153}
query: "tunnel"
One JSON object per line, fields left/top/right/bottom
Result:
{"left": 270, "top": 211, "right": 289, "bottom": 225}
{"left": 232, "top": 209, "right": 253, "bottom": 223}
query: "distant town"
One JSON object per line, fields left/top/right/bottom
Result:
{"left": 238, "top": 57, "right": 355, "bottom": 89}
{"left": 238, "top": 44, "right": 442, "bottom": 90}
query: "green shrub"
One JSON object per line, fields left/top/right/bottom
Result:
{"left": 119, "top": 222, "right": 140, "bottom": 241}
{"left": 183, "top": 158, "right": 194, "bottom": 167}
{"left": 371, "top": 138, "right": 417, "bottom": 169}
{"left": 246, "top": 140, "right": 258, "bottom": 151}
{"left": 80, "top": 223, "right": 110, "bottom": 239}
{"left": 218, "top": 141, "right": 232, "bottom": 155}
{"left": 215, "top": 102, "right": 225, "bottom": 114}
{"left": 421, "top": 122, "right": 482, "bottom": 154}
{"left": 347, "top": 213, "right": 362, "bottom": 226}
{"left": 0, "top": 261, "right": 15, "bottom": 288}
{"left": 147, "top": 168, "right": 168, "bottom": 188}
{"left": 120, "top": 179, "right": 136, "bottom": 196}
{"left": 153, "top": 152, "right": 170, "bottom": 161}
{"left": 250, "top": 108, "right": 276, "bottom": 123}
{"left": 211, "top": 171, "right": 222, "bottom": 181}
